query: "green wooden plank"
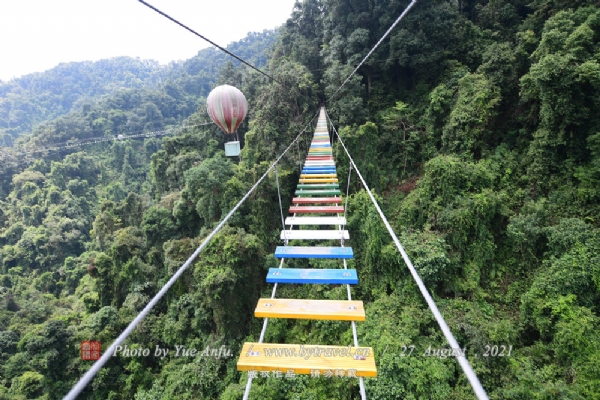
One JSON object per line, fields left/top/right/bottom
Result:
{"left": 297, "top": 184, "right": 340, "bottom": 189}
{"left": 295, "top": 190, "right": 342, "bottom": 196}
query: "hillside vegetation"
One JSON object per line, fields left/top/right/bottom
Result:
{"left": 1, "top": 1, "right": 600, "bottom": 399}
{"left": 0, "top": 30, "right": 278, "bottom": 147}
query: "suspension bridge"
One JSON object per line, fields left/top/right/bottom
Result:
{"left": 56, "top": 0, "right": 491, "bottom": 398}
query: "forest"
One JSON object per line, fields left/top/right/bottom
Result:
{"left": 1, "top": 0, "right": 600, "bottom": 399}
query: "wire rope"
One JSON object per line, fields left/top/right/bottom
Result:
{"left": 0, "top": 122, "right": 212, "bottom": 161}
{"left": 325, "top": 110, "right": 489, "bottom": 400}
{"left": 62, "top": 110, "right": 318, "bottom": 400}
{"left": 275, "top": 164, "right": 289, "bottom": 245}
{"left": 138, "top": 0, "right": 283, "bottom": 86}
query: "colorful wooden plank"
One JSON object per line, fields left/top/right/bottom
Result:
{"left": 266, "top": 268, "right": 357, "bottom": 284}
{"left": 285, "top": 216, "right": 346, "bottom": 225}
{"left": 279, "top": 230, "right": 349, "bottom": 240}
{"left": 255, "top": 298, "right": 364, "bottom": 320}
{"left": 296, "top": 184, "right": 340, "bottom": 189}
{"left": 289, "top": 206, "right": 344, "bottom": 213}
{"left": 300, "top": 174, "right": 338, "bottom": 178}
{"left": 299, "top": 179, "right": 338, "bottom": 183}
{"left": 274, "top": 246, "right": 353, "bottom": 259}
{"left": 302, "top": 168, "right": 336, "bottom": 174}
{"left": 298, "top": 178, "right": 339, "bottom": 183}
{"left": 302, "top": 166, "right": 335, "bottom": 170}
{"left": 292, "top": 197, "right": 342, "bottom": 204}
{"left": 295, "top": 190, "right": 341, "bottom": 196}
{"left": 237, "top": 342, "right": 377, "bottom": 377}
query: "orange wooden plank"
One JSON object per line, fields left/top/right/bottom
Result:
{"left": 289, "top": 206, "right": 344, "bottom": 213}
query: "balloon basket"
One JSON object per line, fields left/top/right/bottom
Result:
{"left": 224, "top": 141, "right": 241, "bottom": 157}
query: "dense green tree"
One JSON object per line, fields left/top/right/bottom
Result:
{"left": 1, "top": 2, "right": 600, "bottom": 399}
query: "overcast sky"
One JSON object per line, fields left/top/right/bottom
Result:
{"left": 0, "top": 0, "right": 297, "bottom": 82}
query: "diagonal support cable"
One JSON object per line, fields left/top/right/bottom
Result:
{"left": 63, "top": 110, "right": 318, "bottom": 400}
{"left": 138, "top": 0, "right": 282, "bottom": 85}
{"left": 326, "top": 110, "right": 489, "bottom": 400}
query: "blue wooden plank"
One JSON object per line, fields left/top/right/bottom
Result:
{"left": 267, "top": 268, "right": 358, "bottom": 284}
{"left": 310, "top": 144, "right": 331, "bottom": 147}
{"left": 274, "top": 246, "right": 354, "bottom": 259}
{"left": 302, "top": 170, "right": 337, "bottom": 174}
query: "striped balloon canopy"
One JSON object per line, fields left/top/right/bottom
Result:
{"left": 206, "top": 85, "right": 248, "bottom": 134}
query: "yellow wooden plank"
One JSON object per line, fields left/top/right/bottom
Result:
{"left": 300, "top": 174, "right": 338, "bottom": 178}
{"left": 299, "top": 178, "right": 339, "bottom": 183}
{"left": 255, "top": 298, "right": 365, "bottom": 321}
{"left": 237, "top": 342, "right": 377, "bottom": 377}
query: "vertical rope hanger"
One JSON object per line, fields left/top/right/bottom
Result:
{"left": 275, "top": 164, "right": 289, "bottom": 246}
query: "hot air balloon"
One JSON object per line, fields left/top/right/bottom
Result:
{"left": 206, "top": 85, "right": 248, "bottom": 157}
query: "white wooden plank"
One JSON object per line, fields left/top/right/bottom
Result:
{"left": 304, "top": 161, "right": 335, "bottom": 165}
{"left": 285, "top": 216, "right": 347, "bottom": 225}
{"left": 280, "top": 230, "right": 350, "bottom": 240}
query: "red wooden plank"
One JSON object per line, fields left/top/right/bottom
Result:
{"left": 289, "top": 206, "right": 344, "bottom": 213}
{"left": 292, "top": 197, "right": 342, "bottom": 204}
